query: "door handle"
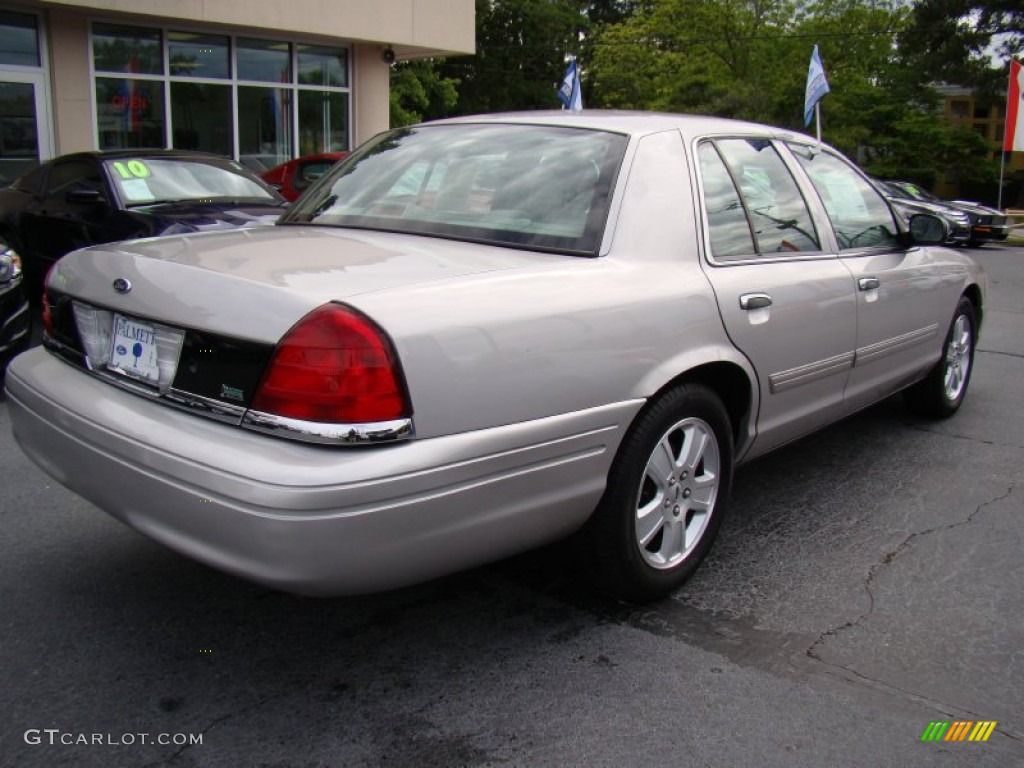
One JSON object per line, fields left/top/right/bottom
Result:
{"left": 858, "top": 277, "right": 880, "bottom": 291}
{"left": 739, "top": 293, "right": 772, "bottom": 310}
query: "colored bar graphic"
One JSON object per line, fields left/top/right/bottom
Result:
{"left": 921, "top": 721, "right": 997, "bottom": 743}
{"left": 970, "top": 722, "right": 998, "bottom": 742}
{"left": 945, "top": 721, "right": 971, "bottom": 741}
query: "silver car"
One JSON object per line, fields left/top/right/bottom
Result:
{"left": 5, "top": 112, "right": 984, "bottom": 601}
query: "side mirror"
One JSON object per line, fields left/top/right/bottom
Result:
{"left": 907, "top": 213, "right": 947, "bottom": 245}
{"left": 65, "top": 188, "right": 105, "bottom": 205}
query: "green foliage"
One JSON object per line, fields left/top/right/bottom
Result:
{"left": 434, "top": 0, "right": 593, "bottom": 115}
{"left": 899, "top": 0, "right": 1022, "bottom": 91}
{"left": 389, "top": 60, "right": 459, "bottom": 128}
{"left": 586, "top": 0, "right": 996, "bottom": 187}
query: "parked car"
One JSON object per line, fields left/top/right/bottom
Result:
{"left": 5, "top": 112, "right": 984, "bottom": 602}
{"left": 261, "top": 152, "right": 347, "bottom": 201}
{"left": 882, "top": 180, "right": 1010, "bottom": 247}
{"left": 0, "top": 241, "right": 30, "bottom": 375}
{"left": 0, "top": 149, "right": 288, "bottom": 300}
{"left": 875, "top": 180, "right": 971, "bottom": 246}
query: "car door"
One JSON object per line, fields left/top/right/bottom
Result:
{"left": 786, "top": 144, "right": 958, "bottom": 414}
{"left": 696, "top": 138, "right": 858, "bottom": 458}
{"left": 20, "top": 157, "right": 122, "bottom": 269}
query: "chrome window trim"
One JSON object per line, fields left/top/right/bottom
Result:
{"left": 241, "top": 410, "right": 414, "bottom": 445}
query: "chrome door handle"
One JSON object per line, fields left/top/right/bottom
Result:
{"left": 739, "top": 293, "right": 772, "bottom": 310}
{"left": 858, "top": 277, "right": 880, "bottom": 291}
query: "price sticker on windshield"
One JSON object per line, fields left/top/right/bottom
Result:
{"left": 111, "top": 160, "right": 152, "bottom": 179}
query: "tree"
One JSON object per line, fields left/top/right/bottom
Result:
{"left": 389, "top": 60, "right": 459, "bottom": 127}
{"left": 435, "top": 0, "right": 590, "bottom": 115}
{"left": 587, "top": 0, "right": 995, "bottom": 186}
{"left": 899, "top": 0, "right": 1023, "bottom": 91}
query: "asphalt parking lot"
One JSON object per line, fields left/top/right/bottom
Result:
{"left": 1, "top": 245, "right": 1022, "bottom": 767}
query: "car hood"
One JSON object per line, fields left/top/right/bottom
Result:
{"left": 49, "top": 225, "right": 563, "bottom": 343}
{"left": 131, "top": 200, "right": 287, "bottom": 233}
{"left": 889, "top": 197, "right": 966, "bottom": 219}
{"left": 948, "top": 200, "right": 1001, "bottom": 216}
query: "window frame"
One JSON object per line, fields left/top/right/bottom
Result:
{"left": 784, "top": 141, "right": 904, "bottom": 254}
{"left": 88, "top": 18, "right": 351, "bottom": 161}
{"left": 694, "top": 134, "right": 831, "bottom": 267}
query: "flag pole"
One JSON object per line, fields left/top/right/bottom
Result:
{"left": 815, "top": 102, "right": 822, "bottom": 148}
{"left": 998, "top": 150, "right": 1006, "bottom": 210}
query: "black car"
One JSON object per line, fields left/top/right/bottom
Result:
{"left": 0, "top": 241, "right": 30, "bottom": 375}
{"left": 0, "top": 150, "right": 288, "bottom": 300}
{"left": 875, "top": 181, "right": 971, "bottom": 246}
{"left": 883, "top": 181, "right": 1010, "bottom": 247}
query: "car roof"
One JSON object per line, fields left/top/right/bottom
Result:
{"left": 54, "top": 149, "right": 234, "bottom": 163}
{"left": 425, "top": 110, "right": 812, "bottom": 144}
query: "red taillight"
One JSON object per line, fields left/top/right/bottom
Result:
{"left": 251, "top": 303, "right": 410, "bottom": 423}
{"left": 41, "top": 265, "right": 55, "bottom": 336}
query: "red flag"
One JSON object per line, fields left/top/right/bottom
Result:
{"left": 1005, "top": 60, "right": 1024, "bottom": 152}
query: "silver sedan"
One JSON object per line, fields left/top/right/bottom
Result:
{"left": 5, "top": 112, "right": 985, "bottom": 601}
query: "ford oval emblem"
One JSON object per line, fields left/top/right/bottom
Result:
{"left": 112, "top": 278, "right": 132, "bottom": 294}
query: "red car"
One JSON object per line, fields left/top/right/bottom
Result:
{"left": 260, "top": 152, "right": 347, "bottom": 202}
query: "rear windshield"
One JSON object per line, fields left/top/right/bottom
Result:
{"left": 281, "top": 123, "right": 629, "bottom": 255}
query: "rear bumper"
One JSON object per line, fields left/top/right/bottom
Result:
{"left": 7, "top": 348, "right": 638, "bottom": 594}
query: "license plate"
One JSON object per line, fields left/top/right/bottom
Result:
{"left": 108, "top": 314, "right": 160, "bottom": 384}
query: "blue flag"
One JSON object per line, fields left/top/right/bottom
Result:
{"left": 804, "top": 45, "right": 830, "bottom": 126}
{"left": 558, "top": 59, "right": 583, "bottom": 111}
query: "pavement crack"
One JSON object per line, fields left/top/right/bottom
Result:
{"left": 806, "top": 483, "right": 1015, "bottom": 662}
{"left": 790, "top": 653, "right": 1024, "bottom": 743}
{"left": 901, "top": 421, "right": 1024, "bottom": 451}
{"left": 141, "top": 689, "right": 294, "bottom": 767}
{"left": 976, "top": 348, "right": 1024, "bottom": 360}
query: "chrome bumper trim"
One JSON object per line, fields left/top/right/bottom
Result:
{"left": 241, "top": 410, "right": 414, "bottom": 445}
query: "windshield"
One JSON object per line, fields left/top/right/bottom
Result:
{"left": 281, "top": 124, "right": 628, "bottom": 255}
{"left": 891, "top": 181, "right": 939, "bottom": 203}
{"left": 104, "top": 157, "right": 280, "bottom": 207}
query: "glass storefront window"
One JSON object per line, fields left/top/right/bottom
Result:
{"left": 238, "top": 86, "right": 292, "bottom": 171}
{"left": 0, "top": 81, "right": 40, "bottom": 184}
{"left": 95, "top": 77, "right": 166, "bottom": 149}
{"left": 297, "top": 45, "right": 347, "bottom": 87}
{"left": 169, "top": 32, "right": 229, "bottom": 79}
{"left": 93, "top": 24, "right": 163, "bottom": 75}
{"left": 171, "top": 82, "right": 231, "bottom": 155}
{"left": 237, "top": 38, "right": 291, "bottom": 83}
{"left": 0, "top": 11, "right": 40, "bottom": 67}
{"left": 298, "top": 90, "right": 347, "bottom": 154}
{"left": 88, "top": 24, "right": 349, "bottom": 161}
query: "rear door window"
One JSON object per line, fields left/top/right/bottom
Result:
{"left": 698, "top": 138, "right": 821, "bottom": 261}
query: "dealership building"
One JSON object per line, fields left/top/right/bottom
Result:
{"left": 0, "top": 1, "right": 475, "bottom": 183}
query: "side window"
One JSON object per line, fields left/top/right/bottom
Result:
{"left": 43, "top": 160, "right": 104, "bottom": 200}
{"left": 12, "top": 164, "right": 45, "bottom": 195}
{"left": 698, "top": 142, "right": 756, "bottom": 260}
{"left": 294, "top": 160, "right": 336, "bottom": 191}
{"left": 789, "top": 145, "right": 900, "bottom": 250}
{"left": 715, "top": 139, "right": 820, "bottom": 254}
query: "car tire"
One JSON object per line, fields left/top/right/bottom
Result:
{"left": 583, "top": 383, "right": 733, "bottom": 602}
{"left": 904, "top": 296, "right": 976, "bottom": 418}
{"left": 967, "top": 239, "right": 984, "bottom": 248}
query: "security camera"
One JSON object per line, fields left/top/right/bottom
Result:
{"left": 382, "top": 47, "right": 396, "bottom": 65}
